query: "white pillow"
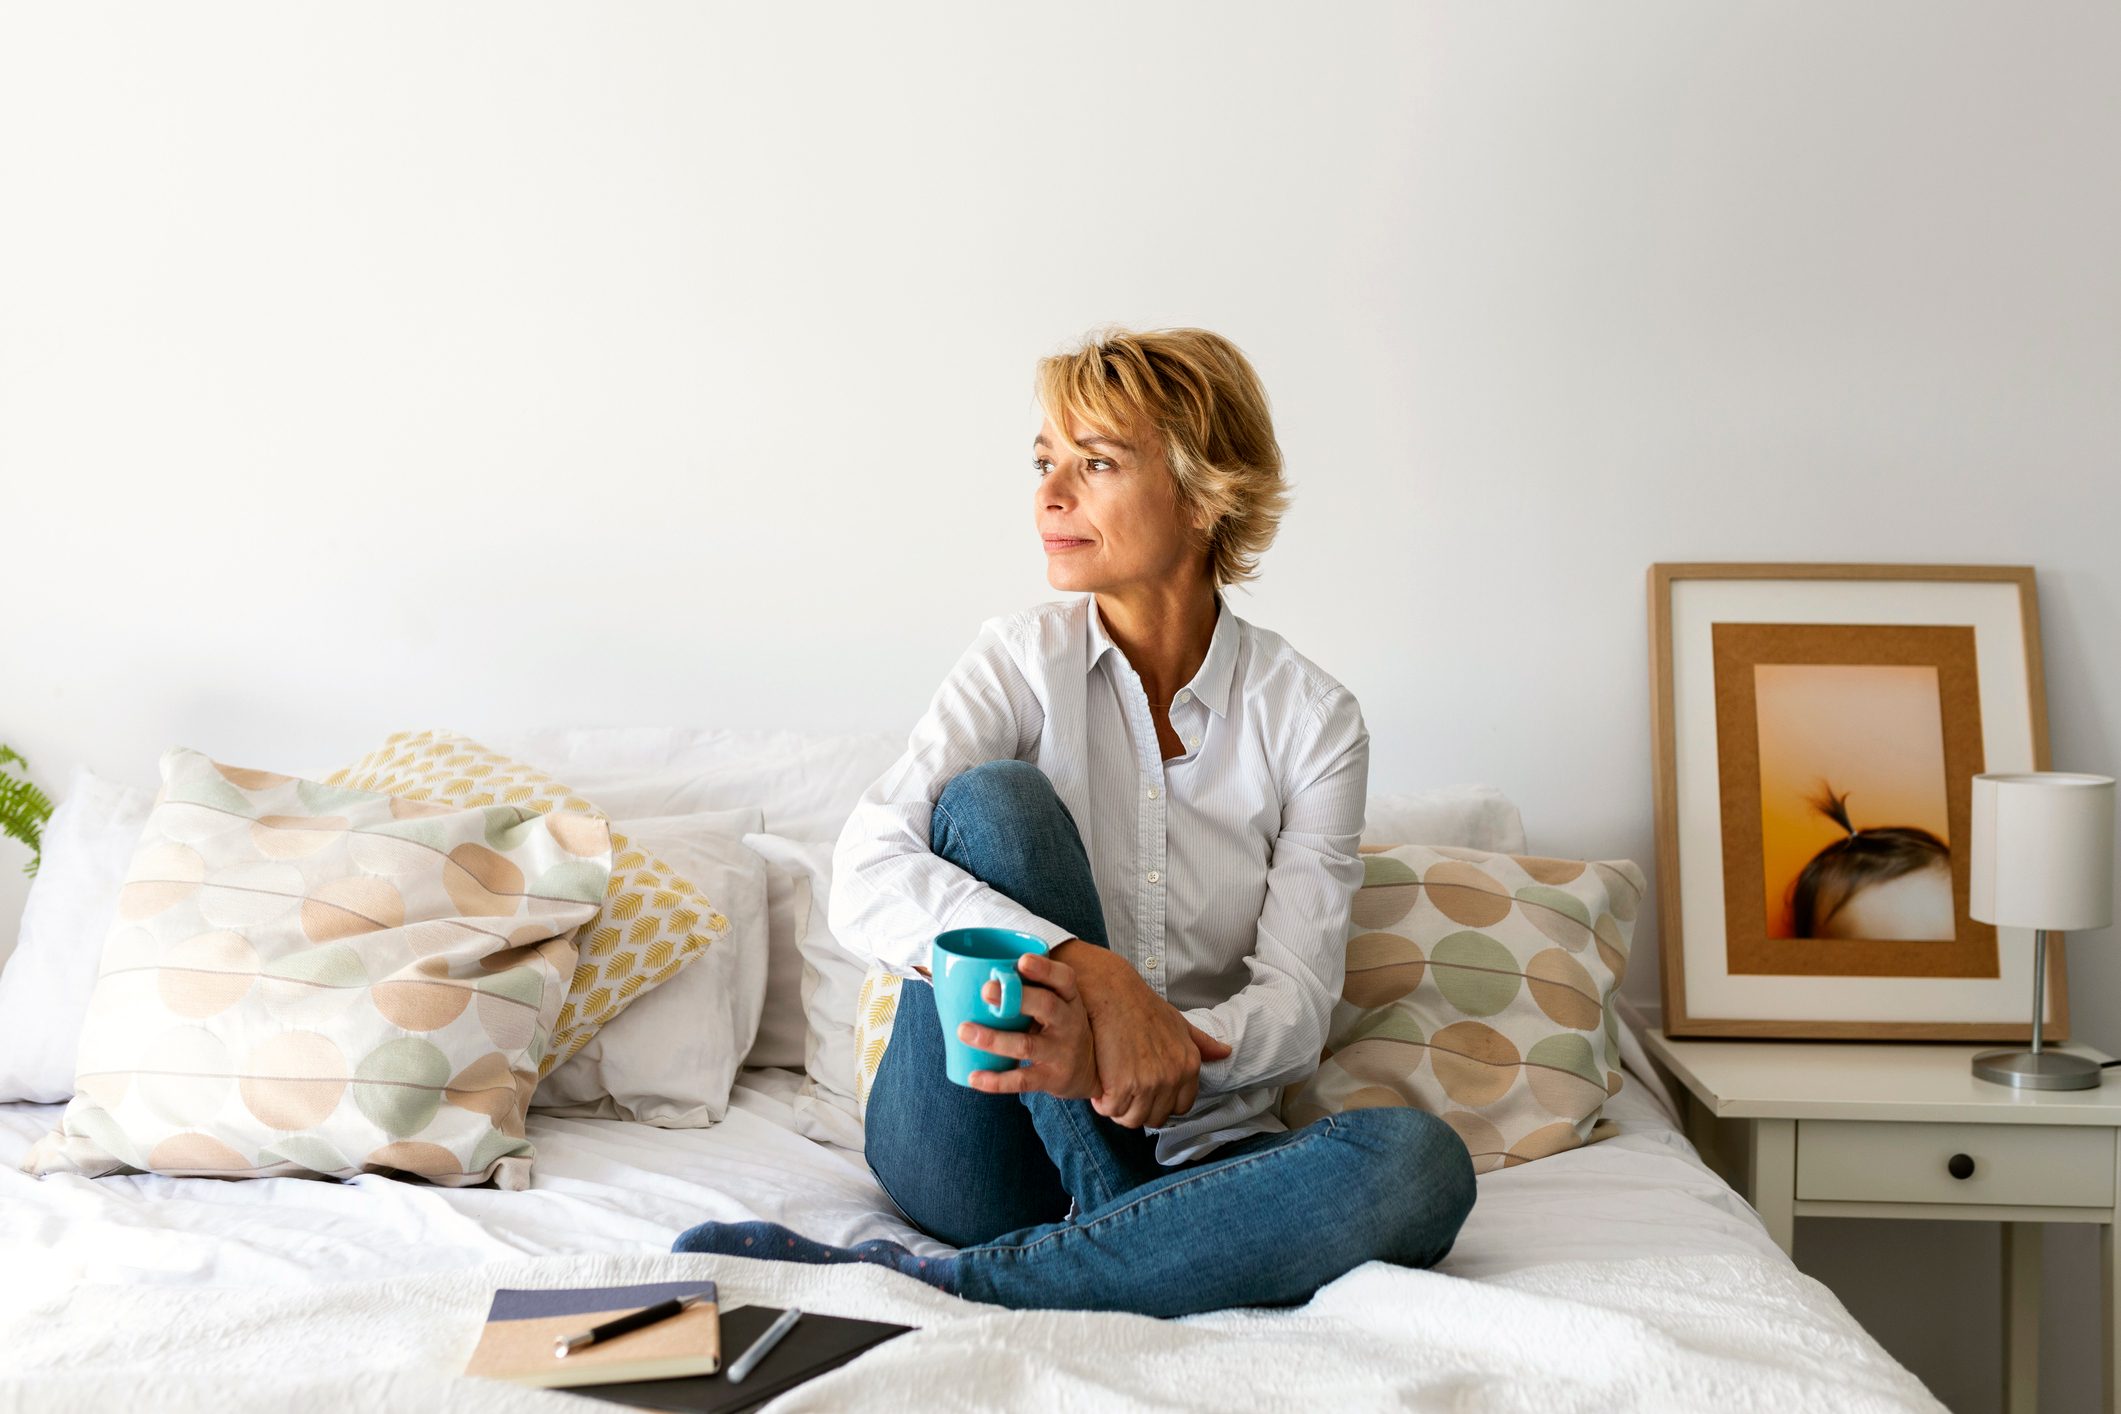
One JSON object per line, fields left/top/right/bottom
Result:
{"left": 480, "top": 726, "right": 904, "bottom": 1073}
{"left": 745, "top": 848, "right": 814, "bottom": 1071}
{"left": 1365, "top": 783, "right": 1527, "bottom": 854}
{"left": 0, "top": 766, "right": 154, "bottom": 1104}
{"left": 486, "top": 726, "right": 902, "bottom": 843}
{"left": 530, "top": 807, "right": 772, "bottom": 1127}
{"left": 738, "top": 832, "right": 866, "bottom": 1101}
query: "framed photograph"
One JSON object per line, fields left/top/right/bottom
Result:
{"left": 1647, "top": 563, "right": 2055, "bottom": 1039}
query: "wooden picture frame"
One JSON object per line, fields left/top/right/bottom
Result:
{"left": 1648, "top": 563, "right": 2057, "bottom": 1039}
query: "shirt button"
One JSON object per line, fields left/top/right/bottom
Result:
{"left": 1145, "top": 786, "right": 1159, "bottom": 799}
{"left": 1144, "top": 956, "right": 1161, "bottom": 971}
{"left": 1187, "top": 735, "right": 1200, "bottom": 749}
{"left": 1176, "top": 689, "right": 1191, "bottom": 704}
{"left": 1145, "top": 870, "right": 1161, "bottom": 884}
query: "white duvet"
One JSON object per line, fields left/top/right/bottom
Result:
{"left": 0, "top": 1021, "right": 1946, "bottom": 1412}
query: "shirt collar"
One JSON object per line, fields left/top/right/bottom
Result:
{"left": 1085, "top": 589, "right": 1239, "bottom": 719}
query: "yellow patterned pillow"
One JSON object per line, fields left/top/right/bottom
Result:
{"left": 325, "top": 730, "right": 733, "bottom": 1075}
{"left": 852, "top": 964, "right": 904, "bottom": 1107}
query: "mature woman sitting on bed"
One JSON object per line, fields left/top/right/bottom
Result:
{"left": 673, "top": 325, "right": 1477, "bottom": 1316}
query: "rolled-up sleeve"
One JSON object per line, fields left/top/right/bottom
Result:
{"left": 828, "top": 618, "right": 1081, "bottom": 979}
{"left": 1177, "top": 683, "right": 1369, "bottom": 1099}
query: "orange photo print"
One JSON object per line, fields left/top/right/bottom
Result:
{"left": 1754, "top": 664, "right": 1953, "bottom": 941}
{"left": 1710, "top": 621, "right": 1997, "bottom": 979}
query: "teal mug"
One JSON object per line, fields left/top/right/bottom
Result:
{"left": 931, "top": 927, "right": 1051, "bottom": 1087}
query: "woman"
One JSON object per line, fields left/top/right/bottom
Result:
{"left": 673, "top": 326, "right": 1476, "bottom": 1316}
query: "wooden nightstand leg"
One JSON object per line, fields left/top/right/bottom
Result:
{"left": 1747, "top": 1118, "right": 1796, "bottom": 1258}
{"left": 2001, "top": 1222, "right": 2039, "bottom": 1414}
{"left": 2103, "top": 1210, "right": 2119, "bottom": 1414}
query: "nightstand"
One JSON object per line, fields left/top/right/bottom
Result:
{"left": 1642, "top": 1027, "right": 2121, "bottom": 1414}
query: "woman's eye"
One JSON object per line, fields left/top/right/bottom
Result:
{"left": 1031, "top": 457, "right": 1113, "bottom": 476}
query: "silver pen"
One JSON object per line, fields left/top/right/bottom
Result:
{"left": 726, "top": 1306, "right": 803, "bottom": 1383}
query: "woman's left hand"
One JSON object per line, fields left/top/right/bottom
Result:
{"left": 957, "top": 952, "right": 1101, "bottom": 1101}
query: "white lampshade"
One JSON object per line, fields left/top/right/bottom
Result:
{"left": 1969, "top": 772, "right": 2116, "bottom": 931}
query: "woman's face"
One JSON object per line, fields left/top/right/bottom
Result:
{"left": 1033, "top": 410, "right": 1208, "bottom": 595}
{"left": 1819, "top": 856, "right": 1957, "bottom": 941}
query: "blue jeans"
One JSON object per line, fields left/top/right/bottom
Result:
{"left": 861, "top": 758, "right": 1477, "bottom": 1317}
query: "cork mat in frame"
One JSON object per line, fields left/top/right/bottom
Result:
{"left": 1647, "top": 563, "right": 2058, "bottom": 1040}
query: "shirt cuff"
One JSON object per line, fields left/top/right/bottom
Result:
{"left": 939, "top": 892, "right": 1079, "bottom": 957}
{"left": 1179, "top": 1006, "right": 1236, "bottom": 1097}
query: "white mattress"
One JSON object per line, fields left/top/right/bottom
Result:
{"left": 0, "top": 1010, "right": 1775, "bottom": 1288}
{"left": 0, "top": 1012, "right": 1947, "bottom": 1413}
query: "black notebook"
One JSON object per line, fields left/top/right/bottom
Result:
{"left": 562, "top": 1304, "right": 914, "bottom": 1414}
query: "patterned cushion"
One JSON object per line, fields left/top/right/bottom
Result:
{"left": 322, "top": 730, "right": 736, "bottom": 1075}
{"left": 1279, "top": 844, "right": 1645, "bottom": 1172}
{"left": 853, "top": 965, "right": 902, "bottom": 1107}
{"left": 22, "top": 746, "right": 610, "bottom": 1189}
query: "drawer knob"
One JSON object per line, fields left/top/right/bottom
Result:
{"left": 1948, "top": 1152, "right": 1976, "bottom": 1180}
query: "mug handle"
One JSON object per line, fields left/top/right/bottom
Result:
{"left": 985, "top": 964, "right": 1021, "bottom": 1022}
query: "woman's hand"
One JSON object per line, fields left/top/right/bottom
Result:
{"left": 1053, "top": 941, "right": 1234, "bottom": 1129}
{"left": 956, "top": 952, "right": 1100, "bottom": 1101}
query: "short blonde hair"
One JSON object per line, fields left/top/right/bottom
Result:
{"left": 1034, "top": 325, "right": 1290, "bottom": 590}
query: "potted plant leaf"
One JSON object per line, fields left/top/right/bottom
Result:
{"left": 0, "top": 745, "right": 52, "bottom": 877}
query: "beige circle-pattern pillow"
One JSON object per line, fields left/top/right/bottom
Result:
{"left": 22, "top": 746, "right": 611, "bottom": 1189}
{"left": 1280, "top": 843, "right": 1645, "bottom": 1173}
{"left": 324, "top": 730, "right": 733, "bottom": 1075}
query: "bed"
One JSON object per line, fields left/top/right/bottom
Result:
{"left": 0, "top": 728, "right": 1947, "bottom": 1412}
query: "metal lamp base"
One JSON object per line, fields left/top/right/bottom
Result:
{"left": 1972, "top": 1048, "right": 2102, "bottom": 1090}
{"left": 1970, "top": 927, "right": 2103, "bottom": 1089}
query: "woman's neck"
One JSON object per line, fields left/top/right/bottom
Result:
{"left": 1095, "top": 580, "right": 1219, "bottom": 707}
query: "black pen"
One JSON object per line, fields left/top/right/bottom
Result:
{"left": 554, "top": 1289, "right": 717, "bottom": 1358}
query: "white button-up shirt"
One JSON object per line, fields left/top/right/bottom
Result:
{"left": 828, "top": 588, "right": 1371, "bottom": 1164}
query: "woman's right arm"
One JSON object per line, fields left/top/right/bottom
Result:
{"left": 827, "top": 617, "right": 1079, "bottom": 979}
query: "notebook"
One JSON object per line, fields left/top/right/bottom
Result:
{"left": 462, "top": 1281, "right": 722, "bottom": 1389}
{"left": 564, "top": 1304, "right": 915, "bottom": 1414}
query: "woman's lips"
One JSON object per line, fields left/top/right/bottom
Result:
{"left": 1043, "top": 538, "right": 1093, "bottom": 552}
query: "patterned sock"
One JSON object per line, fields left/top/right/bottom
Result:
{"left": 670, "top": 1219, "right": 960, "bottom": 1295}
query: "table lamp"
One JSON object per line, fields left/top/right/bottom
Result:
{"left": 1969, "top": 771, "right": 2116, "bottom": 1089}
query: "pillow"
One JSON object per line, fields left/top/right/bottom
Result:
{"left": 738, "top": 832, "right": 866, "bottom": 1101}
{"left": 530, "top": 807, "right": 772, "bottom": 1127}
{"left": 846, "top": 784, "right": 1537, "bottom": 1114}
{"left": 1279, "top": 843, "right": 1645, "bottom": 1172}
{"left": 1365, "top": 784, "right": 1527, "bottom": 855}
{"left": 486, "top": 726, "right": 904, "bottom": 843}
{"left": 22, "top": 746, "right": 610, "bottom": 1188}
{"left": 324, "top": 730, "right": 739, "bottom": 1075}
{"left": 0, "top": 766, "right": 155, "bottom": 1103}
{"left": 745, "top": 845, "right": 815, "bottom": 1071}
{"left": 479, "top": 726, "right": 905, "bottom": 1072}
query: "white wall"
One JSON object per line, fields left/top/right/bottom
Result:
{"left": 3, "top": 3, "right": 2116, "bottom": 1408}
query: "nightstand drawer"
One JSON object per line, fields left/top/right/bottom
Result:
{"left": 1796, "top": 1119, "right": 2115, "bottom": 1208}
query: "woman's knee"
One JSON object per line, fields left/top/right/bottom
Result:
{"left": 1329, "top": 1106, "right": 1478, "bottom": 1267}
{"left": 936, "top": 759, "right": 1062, "bottom": 831}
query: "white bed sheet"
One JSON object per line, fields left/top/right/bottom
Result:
{"left": 0, "top": 1008, "right": 1781, "bottom": 1291}
{"left": 0, "top": 1013, "right": 1949, "bottom": 1413}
